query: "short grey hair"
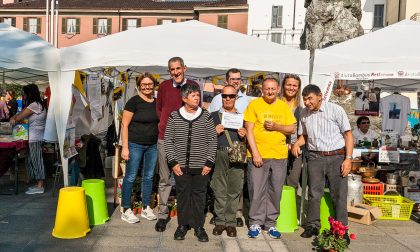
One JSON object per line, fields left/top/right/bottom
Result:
{"left": 168, "top": 56, "right": 185, "bottom": 68}
{"left": 180, "top": 83, "right": 200, "bottom": 98}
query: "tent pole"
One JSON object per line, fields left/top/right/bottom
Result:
{"left": 309, "top": 49, "right": 315, "bottom": 84}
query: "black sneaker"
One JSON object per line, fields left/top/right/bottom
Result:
{"left": 155, "top": 218, "right": 167, "bottom": 232}
{"left": 300, "top": 226, "right": 319, "bottom": 238}
{"left": 194, "top": 227, "right": 209, "bottom": 242}
{"left": 174, "top": 225, "right": 189, "bottom": 240}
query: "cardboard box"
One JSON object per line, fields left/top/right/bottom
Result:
{"left": 348, "top": 203, "right": 383, "bottom": 225}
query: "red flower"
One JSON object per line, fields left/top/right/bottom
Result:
{"left": 350, "top": 233, "right": 356, "bottom": 240}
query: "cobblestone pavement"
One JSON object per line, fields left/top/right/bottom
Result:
{"left": 1, "top": 183, "right": 420, "bottom": 252}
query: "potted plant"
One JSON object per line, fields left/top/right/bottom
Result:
{"left": 316, "top": 217, "right": 356, "bottom": 252}
{"left": 170, "top": 201, "right": 177, "bottom": 218}
{"left": 133, "top": 201, "right": 142, "bottom": 215}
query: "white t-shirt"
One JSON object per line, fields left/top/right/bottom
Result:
{"left": 352, "top": 128, "right": 379, "bottom": 145}
{"left": 379, "top": 94, "right": 411, "bottom": 135}
{"left": 27, "top": 102, "right": 47, "bottom": 142}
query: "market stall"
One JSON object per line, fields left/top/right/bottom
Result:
{"left": 312, "top": 19, "right": 420, "bottom": 216}
{"left": 0, "top": 22, "right": 60, "bottom": 193}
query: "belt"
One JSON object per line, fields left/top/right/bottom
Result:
{"left": 217, "top": 146, "right": 230, "bottom": 151}
{"left": 310, "top": 148, "right": 345, "bottom": 156}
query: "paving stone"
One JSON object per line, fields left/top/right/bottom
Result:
{"left": 223, "top": 239, "right": 241, "bottom": 252}
{"left": 267, "top": 240, "right": 289, "bottom": 252}
{"left": 239, "top": 239, "right": 272, "bottom": 252}
{"left": 94, "top": 235, "right": 159, "bottom": 248}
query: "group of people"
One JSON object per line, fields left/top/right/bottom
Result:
{"left": 119, "top": 56, "right": 354, "bottom": 242}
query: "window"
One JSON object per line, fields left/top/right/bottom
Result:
{"left": 122, "top": 18, "right": 141, "bottom": 31}
{"left": 217, "top": 15, "right": 228, "bottom": 29}
{"left": 23, "top": 17, "right": 41, "bottom": 34}
{"left": 2, "top": 17, "right": 16, "bottom": 27}
{"left": 373, "top": 4, "right": 384, "bottom": 27}
{"left": 271, "top": 33, "right": 282, "bottom": 44}
{"left": 157, "top": 19, "right": 176, "bottom": 25}
{"left": 272, "top": 6, "right": 283, "bottom": 28}
{"left": 93, "top": 18, "right": 112, "bottom": 35}
{"left": 62, "top": 18, "right": 80, "bottom": 34}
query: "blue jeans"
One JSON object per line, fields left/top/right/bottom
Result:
{"left": 121, "top": 142, "right": 157, "bottom": 208}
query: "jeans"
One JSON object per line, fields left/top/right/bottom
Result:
{"left": 121, "top": 142, "right": 157, "bottom": 208}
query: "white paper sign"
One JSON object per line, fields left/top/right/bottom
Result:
{"left": 221, "top": 112, "right": 244, "bottom": 129}
{"left": 379, "top": 147, "right": 400, "bottom": 163}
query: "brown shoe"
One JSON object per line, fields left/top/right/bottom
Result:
{"left": 226, "top": 226, "right": 237, "bottom": 237}
{"left": 212, "top": 225, "right": 226, "bottom": 236}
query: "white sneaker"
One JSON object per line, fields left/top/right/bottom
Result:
{"left": 121, "top": 209, "right": 140, "bottom": 224}
{"left": 140, "top": 206, "right": 157, "bottom": 220}
{"left": 25, "top": 187, "right": 44, "bottom": 195}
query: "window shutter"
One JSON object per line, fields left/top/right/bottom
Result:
{"left": 122, "top": 18, "right": 127, "bottom": 31}
{"left": 271, "top": 6, "right": 278, "bottom": 28}
{"left": 62, "top": 17, "right": 67, "bottom": 34}
{"left": 107, "top": 18, "right": 112, "bottom": 34}
{"left": 23, "top": 17, "right": 28, "bottom": 31}
{"left": 76, "top": 18, "right": 80, "bottom": 34}
{"left": 157, "top": 19, "right": 162, "bottom": 25}
{"left": 37, "top": 17, "right": 41, "bottom": 33}
{"left": 93, "top": 18, "right": 98, "bottom": 34}
{"left": 11, "top": 18, "right": 16, "bottom": 27}
{"left": 137, "top": 18, "right": 141, "bottom": 28}
{"left": 277, "top": 6, "right": 283, "bottom": 27}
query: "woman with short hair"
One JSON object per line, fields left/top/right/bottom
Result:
{"left": 164, "top": 83, "right": 217, "bottom": 242}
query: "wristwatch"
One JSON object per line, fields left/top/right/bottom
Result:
{"left": 345, "top": 155, "right": 353, "bottom": 160}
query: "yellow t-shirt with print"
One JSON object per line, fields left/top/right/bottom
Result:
{"left": 244, "top": 97, "right": 296, "bottom": 159}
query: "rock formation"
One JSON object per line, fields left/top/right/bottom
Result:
{"left": 300, "top": 0, "right": 364, "bottom": 50}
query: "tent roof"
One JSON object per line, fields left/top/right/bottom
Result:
{"left": 0, "top": 23, "right": 59, "bottom": 72}
{"left": 314, "top": 20, "right": 420, "bottom": 81}
{"left": 60, "top": 20, "right": 309, "bottom": 76}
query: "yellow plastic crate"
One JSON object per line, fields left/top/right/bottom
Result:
{"left": 363, "top": 195, "right": 415, "bottom": 221}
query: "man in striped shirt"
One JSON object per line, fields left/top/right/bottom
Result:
{"left": 291, "top": 84, "right": 353, "bottom": 239}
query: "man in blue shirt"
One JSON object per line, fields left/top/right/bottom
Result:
{"left": 208, "top": 68, "right": 252, "bottom": 114}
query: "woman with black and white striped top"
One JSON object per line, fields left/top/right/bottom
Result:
{"left": 164, "top": 83, "right": 217, "bottom": 242}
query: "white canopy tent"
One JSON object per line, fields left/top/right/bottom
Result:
{"left": 54, "top": 20, "right": 320, "bottom": 185}
{"left": 0, "top": 22, "right": 59, "bottom": 142}
{"left": 313, "top": 20, "right": 420, "bottom": 89}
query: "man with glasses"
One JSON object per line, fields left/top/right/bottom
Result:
{"left": 244, "top": 78, "right": 296, "bottom": 239}
{"left": 208, "top": 68, "right": 252, "bottom": 114}
{"left": 210, "top": 85, "right": 247, "bottom": 237}
{"left": 353, "top": 116, "right": 379, "bottom": 146}
{"left": 155, "top": 56, "right": 201, "bottom": 232}
{"left": 208, "top": 68, "right": 252, "bottom": 227}
{"left": 353, "top": 116, "right": 379, "bottom": 163}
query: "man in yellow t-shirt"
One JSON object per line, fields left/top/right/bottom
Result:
{"left": 244, "top": 77, "right": 296, "bottom": 239}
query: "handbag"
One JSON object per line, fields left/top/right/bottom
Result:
{"left": 225, "top": 129, "right": 247, "bottom": 164}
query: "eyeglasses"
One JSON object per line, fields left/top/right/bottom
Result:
{"left": 222, "top": 94, "right": 237, "bottom": 99}
{"left": 140, "top": 83, "right": 154, "bottom": 87}
{"left": 360, "top": 122, "right": 370, "bottom": 125}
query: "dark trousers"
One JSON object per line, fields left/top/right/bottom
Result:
{"left": 306, "top": 152, "right": 348, "bottom": 228}
{"left": 175, "top": 172, "right": 209, "bottom": 228}
{"left": 286, "top": 151, "right": 303, "bottom": 191}
{"left": 210, "top": 150, "right": 244, "bottom": 227}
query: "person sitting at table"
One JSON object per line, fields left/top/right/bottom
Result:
{"left": 352, "top": 116, "right": 379, "bottom": 163}
{"left": 10, "top": 84, "right": 47, "bottom": 195}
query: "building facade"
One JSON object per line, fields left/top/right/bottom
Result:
{"left": 0, "top": 0, "right": 248, "bottom": 48}
{"left": 386, "top": 0, "right": 420, "bottom": 25}
{"left": 248, "top": 0, "right": 389, "bottom": 48}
